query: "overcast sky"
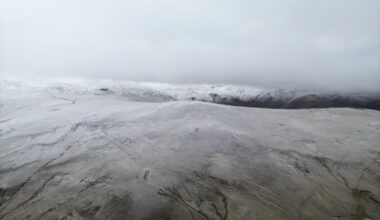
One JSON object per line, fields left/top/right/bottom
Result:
{"left": 1, "top": 0, "right": 379, "bottom": 91}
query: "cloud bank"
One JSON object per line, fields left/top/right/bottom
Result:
{"left": 1, "top": 0, "right": 379, "bottom": 91}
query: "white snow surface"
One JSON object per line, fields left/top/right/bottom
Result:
{"left": 0, "top": 78, "right": 380, "bottom": 220}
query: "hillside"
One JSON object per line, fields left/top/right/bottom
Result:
{"left": 0, "top": 80, "right": 380, "bottom": 219}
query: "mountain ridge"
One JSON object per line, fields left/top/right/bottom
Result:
{"left": 2, "top": 78, "right": 380, "bottom": 110}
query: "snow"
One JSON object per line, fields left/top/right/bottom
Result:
{"left": 0, "top": 79, "right": 380, "bottom": 219}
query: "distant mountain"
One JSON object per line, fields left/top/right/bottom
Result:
{"left": 201, "top": 90, "right": 380, "bottom": 111}
{"left": 2, "top": 78, "right": 380, "bottom": 110}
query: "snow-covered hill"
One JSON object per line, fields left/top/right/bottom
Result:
{"left": 1, "top": 79, "right": 380, "bottom": 219}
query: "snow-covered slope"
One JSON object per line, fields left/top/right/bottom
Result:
{"left": 1, "top": 79, "right": 380, "bottom": 220}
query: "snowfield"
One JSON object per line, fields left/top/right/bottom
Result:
{"left": 0, "top": 79, "right": 380, "bottom": 220}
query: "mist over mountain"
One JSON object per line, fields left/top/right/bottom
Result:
{"left": 1, "top": 0, "right": 380, "bottom": 91}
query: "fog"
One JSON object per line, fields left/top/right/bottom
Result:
{"left": 1, "top": 0, "right": 380, "bottom": 91}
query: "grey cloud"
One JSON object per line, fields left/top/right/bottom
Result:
{"left": 1, "top": 0, "right": 379, "bottom": 91}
